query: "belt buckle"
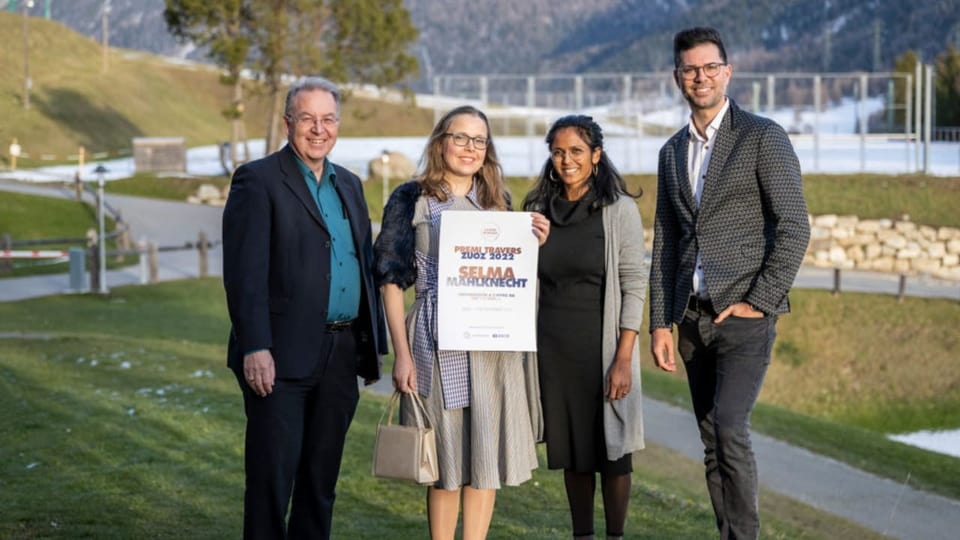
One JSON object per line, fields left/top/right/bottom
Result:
{"left": 325, "top": 319, "right": 353, "bottom": 332}
{"left": 687, "top": 294, "right": 709, "bottom": 313}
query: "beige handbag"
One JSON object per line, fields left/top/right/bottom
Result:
{"left": 372, "top": 390, "right": 439, "bottom": 484}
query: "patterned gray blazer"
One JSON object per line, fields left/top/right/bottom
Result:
{"left": 649, "top": 99, "right": 810, "bottom": 329}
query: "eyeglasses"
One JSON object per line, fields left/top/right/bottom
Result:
{"left": 677, "top": 62, "right": 727, "bottom": 80}
{"left": 444, "top": 132, "right": 488, "bottom": 150}
{"left": 289, "top": 113, "right": 340, "bottom": 129}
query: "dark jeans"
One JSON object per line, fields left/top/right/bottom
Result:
{"left": 678, "top": 301, "right": 776, "bottom": 540}
{"left": 235, "top": 328, "right": 359, "bottom": 540}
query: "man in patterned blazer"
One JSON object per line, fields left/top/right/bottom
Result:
{"left": 649, "top": 27, "right": 810, "bottom": 540}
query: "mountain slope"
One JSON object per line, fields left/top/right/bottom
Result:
{"left": 21, "top": 0, "right": 960, "bottom": 81}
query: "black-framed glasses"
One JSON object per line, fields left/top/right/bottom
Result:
{"left": 444, "top": 132, "right": 488, "bottom": 150}
{"left": 677, "top": 62, "right": 727, "bottom": 80}
{"left": 288, "top": 113, "right": 340, "bottom": 129}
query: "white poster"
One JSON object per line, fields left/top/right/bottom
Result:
{"left": 437, "top": 211, "right": 539, "bottom": 351}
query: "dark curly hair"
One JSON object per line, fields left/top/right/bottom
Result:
{"left": 521, "top": 114, "right": 639, "bottom": 212}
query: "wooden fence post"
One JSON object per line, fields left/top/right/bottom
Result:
{"left": 897, "top": 274, "right": 907, "bottom": 303}
{"left": 148, "top": 241, "right": 159, "bottom": 283}
{"left": 138, "top": 239, "right": 148, "bottom": 284}
{"left": 198, "top": 231, "right": 208, "bottom": 278}
{"left": 115, "top": 211, "right": 129, "bottom": 263}
{"left": 87, "top": 244, "right": 100, "bottom": 293}
{"left": 85, "top": 228, "right": 98, "bottom": 292}
{"left": 0, "top": 233, "right": 11, "bottom": 274}
{"left": 832, "top": 268, "right": 841, "bottom": 296}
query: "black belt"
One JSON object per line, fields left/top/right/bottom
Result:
{"left": 686, "top": 295, "right": 715, "bottom": 314}
{"left": 325, "top": 319, "right": 355, "bottom": 333}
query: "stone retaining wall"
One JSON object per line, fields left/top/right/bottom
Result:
{"left": 806, "top": 215, "right": 960, "bottom": 281}
{"left": 640, "top": 215, "right": 960, "bottom": 282}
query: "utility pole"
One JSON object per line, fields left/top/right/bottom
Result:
{"left": 22, "top": 0, "right": 34, "bottom": 110}
{"left": 102, "top": 0, "right": 111, "bottom": 73}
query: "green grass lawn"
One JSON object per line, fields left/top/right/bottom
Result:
{"left": 103, "top": 174, "right": 231, "bottom": 201}
{"left": 0, "top": 280, "right": 887, "bottom": 539}
{"left": 625, "top": 287, "right": 960, "bottom": 500}
{"left": 0, "top": 190, "right": 133, "bottom": 278}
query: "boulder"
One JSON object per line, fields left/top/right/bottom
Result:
{"left": 368, "top": 151, "right": 417, "bottom": 182}
{"left": 947, "top": 239, "right": 960, "bottom": 255}
{"left": 196, "top": 183, "right": 222, "bottom": 202}
{"left": 813, "top": 214, "right": 838, "bottom": 228}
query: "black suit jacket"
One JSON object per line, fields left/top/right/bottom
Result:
{"left": 222, "top": 145, "right": 386, "bottom": 380}
{"left": 649, "top": 99, "right": 811, "bottom": 328}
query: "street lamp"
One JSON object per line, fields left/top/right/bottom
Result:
{"left": 22, "top": 0, "right": 34, "bottom": 110}
{"left": 380, "top": 150, "right": 390, "bottom": 209}
{"left": 94, "top": 164, "right": 109, "bottom": 294}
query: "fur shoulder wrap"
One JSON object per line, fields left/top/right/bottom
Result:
{"left": 373, "top": 180, "right": 422, "bottom": 289}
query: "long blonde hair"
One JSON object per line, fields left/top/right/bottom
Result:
{"left": 418, "top": 105, "right": 508, "bottom": 210}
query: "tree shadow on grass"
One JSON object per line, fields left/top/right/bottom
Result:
{"left": 33, "top": 88, "right": 143, "bottom": 151}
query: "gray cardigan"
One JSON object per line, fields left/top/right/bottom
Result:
{"left": 600, "top": 195, "right": 647, "bottom": 460}
{"left": 528, "top": 194, "right": 647, "bottom": 459}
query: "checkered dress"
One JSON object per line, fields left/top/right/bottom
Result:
{"left": 399, "top": 190, "right": 539, "bottom": 490}
{"left": 410, "top": 196, "right": 471, "bottom": 410}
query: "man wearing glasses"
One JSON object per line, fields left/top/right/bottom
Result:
{"left": 649, "top": 27, "right": 810, "bottom": 540}
{"left": 223, "top": 76, "right": 386, "bottom": 539}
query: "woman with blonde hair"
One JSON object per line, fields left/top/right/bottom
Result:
{"left": 374, "top": 105, "right": 550, "bottom": 539}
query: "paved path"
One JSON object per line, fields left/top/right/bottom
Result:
{"left": 641, "top": 398, "right": 960, "bottom": 540}
{"left": 0, "top": 180, "right": 222, "bottom": 299}
{"left": 4, "top": 180, "right": 960, "bottom": 539}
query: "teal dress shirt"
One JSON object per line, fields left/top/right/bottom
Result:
{"left": 295, "top": 157, "right": 361, "bottom": 323}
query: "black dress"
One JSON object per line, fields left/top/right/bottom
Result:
{"left": 537, "top": 191, "right": 631, "bottom": 474}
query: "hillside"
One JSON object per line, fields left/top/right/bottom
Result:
{"left": 0, "top": 10, "right": 433, "bottom": 166}
{"left": 0, "top": 10, "right": 268, "bottom": 163}
{"left": 33, "top": 0, "right": 960, "bottom": 88}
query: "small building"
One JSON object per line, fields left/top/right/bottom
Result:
{"left": 132, "top": 137, "right": 186, "bottom": 173}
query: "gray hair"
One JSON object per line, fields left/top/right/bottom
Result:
{"left": 284, "top": 76, "right": 341, "bottom": 117}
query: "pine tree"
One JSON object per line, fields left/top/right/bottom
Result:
{"left": 934, "top": 46, "right": 960, "bottom": 129}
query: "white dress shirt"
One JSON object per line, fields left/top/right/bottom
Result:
{"left": 686, "top": 97, "right": 730, "bottom": 299}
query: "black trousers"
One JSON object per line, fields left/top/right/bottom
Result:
{"left": 235, "top": 328, "right": 359, "bottom": 540}
{"left": 677, "top": 298, "right": 776, "bottom": 540}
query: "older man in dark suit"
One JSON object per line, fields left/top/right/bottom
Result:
{"left": 649, "top": 27, "right": 810, "bottom": 540}
{"left": 222, "top": 76, "right": 386, "bottom": 540}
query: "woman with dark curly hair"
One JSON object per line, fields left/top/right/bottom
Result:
{"left": 522, "top": 115, "right": 646, "bottom": 540}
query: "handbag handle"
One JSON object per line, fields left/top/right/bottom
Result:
{"left": 379, "top": 390, "right": 432, "bottom": 430}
